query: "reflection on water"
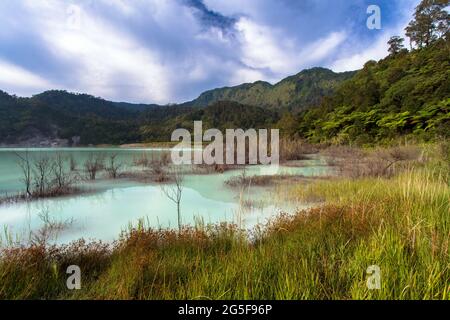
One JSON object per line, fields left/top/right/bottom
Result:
{"left": 0, "top": 148, "right": 330, "bottom": 244}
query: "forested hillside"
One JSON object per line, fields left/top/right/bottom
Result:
{"left": 0, "top": 91, "right": 279, "bottom": 145}
{"left": 295, "top": 42, "right": 449, "bottom": 144}
{"left": 0, "top": 68, "right": 351, "bottom": 146}
{"left": 183, "top": 68, "right": 355, "bottom": 111}
{"left": 140, "top": 101, "right": 280, "bottom": 142}
{"left": 0, "top": 91, "right": 141, "bottom": 145}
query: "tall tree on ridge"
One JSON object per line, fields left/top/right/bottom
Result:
{"left": 405, "top": 0, "right": 450, "bottom": 48}
{"left": 388, "top": 36, "right": 406, "bottom": 55}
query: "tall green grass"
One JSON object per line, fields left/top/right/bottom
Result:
{"left": 290, "top": 168, "right": 449, "bottom": 299}
{"left": 0, "top": 148, "right": 448, "bottom": 300}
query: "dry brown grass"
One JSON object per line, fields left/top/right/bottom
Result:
{"left": 280, "top": 139, "right": 319, "bottom": 162}
{"left": 322, "top": 145, "right": 421, "bottom": 178}
{"left": 225, "top": 173, "right": 309, "bottom": 188}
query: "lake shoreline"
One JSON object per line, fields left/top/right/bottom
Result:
{"left": 0, "top": 147, "right": 331, "bottom": 245}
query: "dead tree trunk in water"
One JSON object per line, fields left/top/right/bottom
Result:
{"left": 161, "top": 169, "right": 184, "bottom": 232}
{"left": 14, "top": 150, "right": 32, "bottom": 197}
{"left": 84, "top": 153, "right": 104, "bottom": 180}
{"left": 106, "top": 153, "right": 123, "bottom": 179}
{"left": 32, "top": 154, "right": 53, "bottom": 196}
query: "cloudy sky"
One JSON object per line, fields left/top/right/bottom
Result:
{"left": 0, "top": 0, "right": 418, "bottom": 104}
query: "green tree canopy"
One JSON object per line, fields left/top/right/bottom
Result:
{"left": 405, "top": 0, "right": 450, "bottom": 48}
{"left": 388, "top": 36, "right": 406, "bottom": 55}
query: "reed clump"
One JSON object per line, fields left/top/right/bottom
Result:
{"left": 323, "top": 145, "right": 421, "bottom": 178}
{"left": 280, "top": 139, "right": 319, "bottom": 162}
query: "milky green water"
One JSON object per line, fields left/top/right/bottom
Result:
{"left": 0, "top": 148, "right": 330, "bottom": 245}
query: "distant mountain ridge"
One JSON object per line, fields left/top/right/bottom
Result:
{"left": 182, "top": 68, "right": 356, "bottom": 110}
{"left": 0, "top": 66, "right": 355, "bottom": 145}
{"left": 1, "top": 67, "right": 353, "bottom": 114}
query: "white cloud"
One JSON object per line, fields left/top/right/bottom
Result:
{"left": 0, "top": 0, "right": 420, "bottom": 102}
{"left": 330, "top": 34, "right": 390, "bottom": 72}
{"left": 19, "top": 0, "right": 172, "bottom": 103}
{"left": 236, "top": 17, "right": 346, "bottom": 78}
{"left": 99, "top": 0, "right": 137, "bottom": 17}
{"left": 230, "top": 68, "right": 266, "bottom": 85}
{"left": 300, "top": 31, "right": 347, "bottom": 66}
{"left": 0, "top": 59, "right": 54, "bottom": 95}
{"left": 236, "top": 17, "right": 293, "bottom": 74}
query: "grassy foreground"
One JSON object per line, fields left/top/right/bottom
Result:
{"left": 0, "top": 146, "right": 449, "bottom": 300}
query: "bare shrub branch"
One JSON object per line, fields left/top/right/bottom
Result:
{"left": 161, "top": 169, "right": 184, "bottom": 231}
{"left": 84, "top": 153, "right": 104, "bottom": 180}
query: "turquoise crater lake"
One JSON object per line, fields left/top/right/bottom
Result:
{"left": 0, "top": 148, "right": 330, "bottom": 245}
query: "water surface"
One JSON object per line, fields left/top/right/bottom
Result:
{"left": 0, "top": 148, "right": 329, "bottom": 244}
